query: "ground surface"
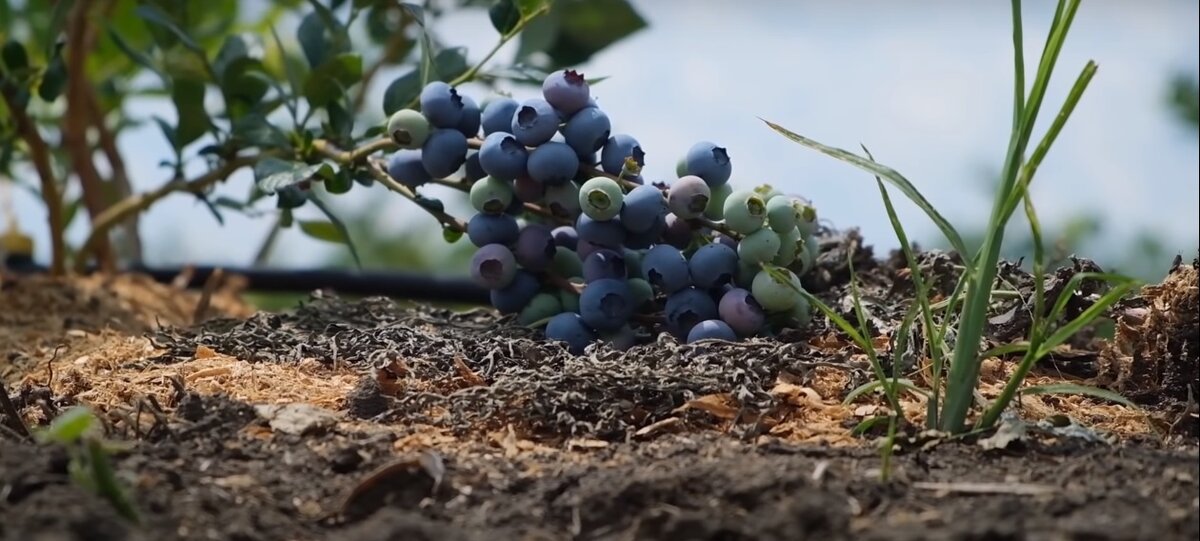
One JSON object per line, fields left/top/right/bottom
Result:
{"left": 2, "top": 236, "right": 1197, "bottom": 540}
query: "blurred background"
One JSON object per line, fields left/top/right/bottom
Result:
{"left": 4, "top": 0, "right": 1198, "bottom": 298}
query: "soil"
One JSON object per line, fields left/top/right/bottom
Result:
{"left": 2, "top": 233, "right": 1198, "bottom": 541}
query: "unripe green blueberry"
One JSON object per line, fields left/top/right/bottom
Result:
{"left": 735, "top": 258, "right": 757, "bottom": 289}
{"left": 773, "top": 227, "right": 802, "bottom": 266}
{"left": 518, "top": 292, "right": 563, "bottom": 325}
{"left": 751, "top": 267, "right": 802, "bottom": 312}
{"left": 386, "top": 109, "right": 431, "bottom": 149}
{"left": 787, "top": 295, "right": 812, "bottom": 328}
{"left": 623, "top": 248, "right": 644, "bottom": 277}
{"left": 793, "top": 197, "right": 819, "bottom": 237}
{"left": 552, "top": 245, "right": 583, "bottom": 277}
{"left": 705, "top": 182, "right": 733, "bottom": 221}
{"left": 628, "top": 277, "right": 653, "bottom": 308}
{"left": 737, "top": 227, "right": 781, "bottom": 265}
{"left": 753, "top": 184, "right": 783, "bottom": 201}
{"left": 578, "top": 177, "right": 624, "bottom": 220}
{"left": 766, "top": 196, "right": 797, "bottom": 233}
{"left": 469, "top": 176, "right": 514, "bottom": 214}
{"left": 722, "top": 189, "right": 767, "bottom": 234}
{"left": 796, "top": 234, "right": 818, "bottom": 275}
{"left": 558, "top": 288, "right": 580, "bottom": 313}
{"left": 675, "top": 155, "right": 688, "bottom": 178}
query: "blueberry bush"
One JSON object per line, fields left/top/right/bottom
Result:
{"left": 1, "top": 0, "right": 823, "bottom": 353}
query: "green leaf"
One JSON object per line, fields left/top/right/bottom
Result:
{"left": 298, "top": 2, "right": 350, "bottom": 68}
{"left": 170, "top": 79, "right": 211, "bottom": 149}
{"left": 220, "top": 57, "right": 272, "bottom": 116}
{"left": 307, "top": 193, "right": 362, "bottom": 269}
{"left": 254, "top": 158, "right": 332, "bottom": 194}
{"left": 2, "top": 41, "right": 28, "bottom": 72}
{"left": 761, "top": 118, "right": 968, "bottom": 258}
{"left": 303, "top": 53, "right": 362, "bottom": 107}
{"left": 381, "top": 48, "right": 468, "bottom": 115}
{"left": 1019, "top": 383, "right": 1136, "bottom": 408}
{"left": 37, "top": 406, "right": 96, "bottom": 445}
{"left": 298, "top": 220, "right": 345, "bottom": 243}
{"left": 135, "top": 4, "right": 204, "bottom": 55}
{"left": 324, "top": 168, "right": 354, "bottom": 195}
{"left": 151, "top": 115, "right": 178, "bottom": 150}
{"left": 516, "top": 0, "right": 645, "bottom": 69}
{"left": 38, "top": 51, "right": 67, "bottom": 102}
{"left": 44, "top": 0, "right": 72, "bottom": 58}
{"left": 107, "top": 27, "right": 165, "bottom": 82}
{"left": 231, "top": 113, "right": 289, "bottom": 148}
{"left": 516, "top": 0, "right": 551, "bottom": 18}
{"left": 489, "top": 0, "right": 521, "bottom": 34}
{"left": 213, "top": 35, "right": 249, "bottom": 79}
{"left": 843, "top": 379, "right": 928, "bottom": 405}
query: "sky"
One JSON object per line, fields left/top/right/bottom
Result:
{"left": 6, "top": 0, "right": 1199, "bottom": 272}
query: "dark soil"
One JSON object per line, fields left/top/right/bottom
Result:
{"left": 3, "top": 235, "right": 1198, "bottom": 540}
{"left": 2, "top": 392, "right": 1197, "bottom": 541}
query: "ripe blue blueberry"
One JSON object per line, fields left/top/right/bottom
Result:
{"left": 688, "top": 243, "right": 739, "bottom": 290}
{"left": 527, "top": 142, "right": 580, "bottom": 186}
{"left": 386, "top": 150, "right": 432, "bottom": 188}
{"left": 478, "top": 132, "right": 529, "bottom": 181}
{"left": 490, "top": 270, "right": 541, "bottom": 314}
{"left": 620, "top": 185, "right": 666, "bottom": 234}
{"left": 514, "top": 223, "right": 557, "bottom": 272}
{"left": 661, "top": 213, "right": 694, "bottom": 250}
{"left": 467, "top": 213, "right": 519, "bottom": 247}
{"left": 562, "top": 106, "right": 611, "bottom": 159}
{"left": 582, "top": 249, "right": 626, "bottom": 283}
{"left": 576, "top": 213, "right": 626, "bottom": 249}
{"left": 684, "top": 141, "right": 731, "bottom": 187}
{"left": 481, "top": 97, "right": 519, "bottom": 136}
{"left": 456, "top": 95, "right": 482, "bottom": 138}
{"left": 419, "top": 81, "right": 465, "bottom": 129}
{"left": 421, "top": 129, "right": 468, "bottom": 178}
{"left": 665, "top": 287, "right": 719, "bottom": 339}
{"left": 542, "top": 69, "right": 591, "bottom": 115}
{"left": 624, "top": 214, "right": 666, "bottom": 249}
{"left": 579, "top": 278, "right": 634, "bottom": 332}
{"left": 511, "top": 98, "right": 559, "bottom": 147}
{"left": 545, "top": 312, "right": 596, "bottom": 355}
{"left": 464, "top": 152, "right": 486, "bottom": 181}
{"left": 686, "top": 319, "right": 737, "bottom": 343}
{"left": 470, "top": 243, "right": 518, "bottom": 290}
{"left": 600, "top": 134, "right": 645, "bottom": 175}
{"left": 718, "top": 288, "right": 766, "bottom": 337}
{"left": 667, "top": 175, "right": 711, "bottom": 219}
{"left": 642, "top": 244, "right": 691, "bottom": 295}
{"left": 552, "top": 225, "right": 579, "bottom": 251}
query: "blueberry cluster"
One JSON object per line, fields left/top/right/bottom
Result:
{"left": 383, "top": 70, "right": 821, "bottom": 355}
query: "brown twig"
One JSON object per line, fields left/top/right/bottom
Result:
{"left": 74, "top": 154, "right": 264, "bottom": 272}
{"left": 361, "top": 157, "right": 468, "bottom": 233}
{"left": 85, "top": 83, "right": 142, "bottom": 262}
{"left": 1, "top": 88, "right": 67, "bottom": 275}
{"left": 63, "top": 0, "right": 117, "bottom": 272}
{"left": 0, "top": 379, "right": 31, "bottom": 440}
{"left": 193, "top": 267, "right": 224, "bottom": 324}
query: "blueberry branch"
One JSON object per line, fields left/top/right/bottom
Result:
{"left": 362, "top": 158, "right": 469, "bottom": 233}
{"left": 74, "top": 154, "right": 265, "bottom": 272}
{"left": 2, "top": 84, "right": 67, "bottom": 275}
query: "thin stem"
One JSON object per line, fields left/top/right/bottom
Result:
{"left": 2, "top": 89, "right": 67, "bottom": 275}
{"left": 74, "top": 155, "right": 264, "bottom": 271}
{"left": 63, "top": 0, "right": 117, "bottom": 272}
{"left": 360, "top": 158, "right": 467, "bottom": 233}
{"left": 85, "top": 84, "right": 142, "bottom": 262}
{"left": 446, "top": 6, "right": 550, "bottom": 88}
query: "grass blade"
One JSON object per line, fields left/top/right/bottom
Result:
{"left": 1011, "top": 0, "right": 1026, "bottom": 131}
{"left": 1037, "top": 279, "right": 1139, "bottom": 357}
{"left": 759, "top": 119, "right": 967, "bottom": 257}
{"left": 844, "top": 379, "right": 929, "bottom": 405}
{"left": 1019, "top": 383, "right": 1135, "bottom": 408}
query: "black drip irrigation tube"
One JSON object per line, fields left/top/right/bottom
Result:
{"left": 2, "top": 255, "right": 491, "bottom": 305}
